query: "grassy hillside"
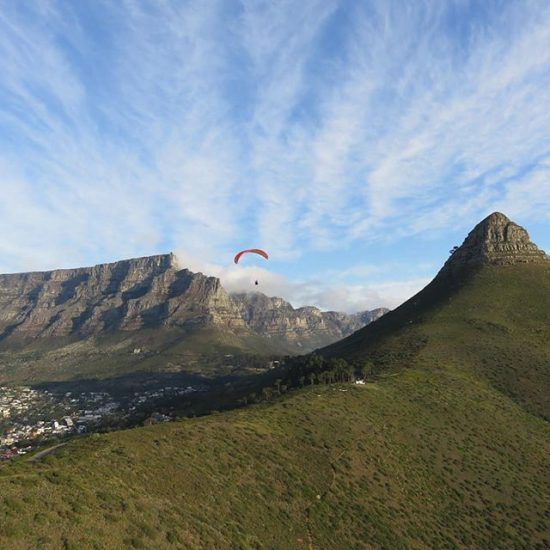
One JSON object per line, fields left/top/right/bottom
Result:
{"left": 0, "top": 263, "right": 548, "bottom": 548}
{"left": 0, "top": 366, "right": 548, "bottom": 548}
{"left": 0, "top": 326, "right": 287, "bottom": 386}
{"left": 323, "top": 264, "right": 550, "bottom": 419}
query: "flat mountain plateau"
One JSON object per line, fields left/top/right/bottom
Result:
{"left": 0, "top": 213, "right": 548, "bottom": 548}
{"left": 0, "top": 255, "right": 386, "bottom": 385}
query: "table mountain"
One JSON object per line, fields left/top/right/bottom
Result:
{"left": 0, "top": 254, "right": 246, "bottom": 342}
{"left": 0, "top": 254, "right": 386, "bottom": 382}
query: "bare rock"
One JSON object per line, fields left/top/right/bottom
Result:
{"left": 440, "top": 212, "right": 548, "bottom": 277}
{"left": 232, "top": 292, "right": 388, "bottom": 348}
{"left": 0, "top": 254, "right": 245, "bottom": 342}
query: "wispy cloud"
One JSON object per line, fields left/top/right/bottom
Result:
{"left": 0, "top": 0, "right": 548, "bottom": 309}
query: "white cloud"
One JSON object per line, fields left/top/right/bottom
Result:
{"left": 236, "top": 0, "right": 550, "bottom": 252}
{"left": 493, "top": 160, "right": 550, "bottom": 222}
{"left": 173, "top": 250, "right": 427, "bottom": 312}
{"left": 0, "top": 1, "right": 244, "bottom": 272}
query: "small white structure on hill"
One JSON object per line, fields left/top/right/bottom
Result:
{"left": 355, "top": 379, "right": 366, "bottom": 385}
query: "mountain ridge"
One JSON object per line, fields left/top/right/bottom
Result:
{"left": 319, "top": 212, "right": 550, "bottom": 418}
{"left": 322, "top": 212, "right": 550, "bottom": 354}
{"left": 232, "top": 291, "right": 387, "bottom": 350}
{"left": 0, "top": 253, "right": 386, "bottom": 346}
{"left": 0, "top": 253, "right": 246, "bottom": 342}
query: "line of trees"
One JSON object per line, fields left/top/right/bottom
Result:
{"left": 244, "top": 354, "right": 377, "bottom": 406}
{"left": 283, "top": 354, "right": 376, "bottom": 387}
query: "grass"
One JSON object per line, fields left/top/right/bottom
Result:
{"left": 0, "top": 326, "right": 285, "bottom": 385}
{"left": 0, "top": 369, "right": 548, "bottom": 548}
{"left": 323, "top": 264, "right": 550, "bottom": 419}
{"left": 0, "top": 263, "right": 548, "bottom": 548}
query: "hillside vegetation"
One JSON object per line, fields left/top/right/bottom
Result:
{"left": 322, "top": 264, "right": 550, "bottom": 420}
{"left": 0, "top": 326, "right": 283, "bottom": 385}
{"left": 0, "top": 263, "right": 549, "bottom": 548}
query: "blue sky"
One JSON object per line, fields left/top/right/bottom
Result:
{"left": 0, "top": 0, "right": 549, "bottom": 311}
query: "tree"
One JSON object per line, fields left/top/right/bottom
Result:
{"left": 361, "top": 360, "right": 375, "bottom": 380}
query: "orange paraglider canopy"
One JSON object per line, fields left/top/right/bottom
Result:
{"left": 234, "top": 249, "right": 269, "bottom": 264}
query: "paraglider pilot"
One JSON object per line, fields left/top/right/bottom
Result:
{"left": 233, "top": 249, "right": 268, "bottom": 288}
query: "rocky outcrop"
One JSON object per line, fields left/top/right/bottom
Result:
{"left": 440, "top": 212, "right": 548, "bottom": 278}
{"left": 232, "top": 292, "right": 388, "bottom": 348}
{"left": 0, "top": 254, "right": 386, "bottom": 351}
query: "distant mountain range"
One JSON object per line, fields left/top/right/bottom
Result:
{"left": 232, "top": 292, "right": 387, "bottom": 351}
{"left": 0, "top": 253, "right": 387, "bottom": 383}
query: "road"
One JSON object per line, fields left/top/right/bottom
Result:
{"left": 28, "top": 443, "right": 67, "bottom": 462}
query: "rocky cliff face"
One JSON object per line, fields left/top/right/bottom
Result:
{"left": 441, "top": 212, "right": 548, "bottom": 278}
{"left": 0, "top": 254, "right": 386, "bottom": 351}
{"left": 232, "top": 292, "right": 388, "bottom": 349}
{"left": 0, "top": 254, "right": 246, "bottom": 343}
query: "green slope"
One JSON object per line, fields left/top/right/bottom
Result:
{"left": 322, "top": 264, "right": 550, "bottom": 420}
{"left": 0, "top": 368, "right": 548, "bottom": 548}
{"left": 0, "top": 326, "right": 288, "bottom": 385}
{"left": 1, "top": 245, "right": 549, "bottom": 546}
{"left": 0, "top": 266, "right": 548, "bottom": 548}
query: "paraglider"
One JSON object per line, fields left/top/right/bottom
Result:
{"left": 234, "top": 249, "right": 269, "bottom": 287}
{"left": 233, "top": 249, "right": 269, "bottom": 264}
